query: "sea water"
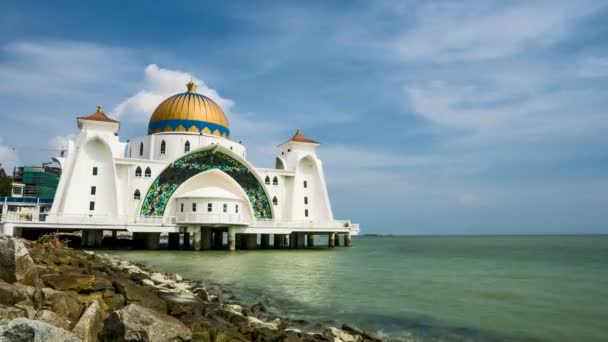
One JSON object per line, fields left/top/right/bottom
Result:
{"left": 106, "top": 235, "right": 608, "bottom": 341}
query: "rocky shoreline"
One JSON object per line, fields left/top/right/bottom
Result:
{"left": 0, "top": 234, "right": 382, "bottom": 341}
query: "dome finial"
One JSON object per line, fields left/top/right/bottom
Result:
{"left": 186, "top": 79, "right": 197, "bottom": 93}
{"left": 97, "top": 105, "right": 104, "bottom": 113}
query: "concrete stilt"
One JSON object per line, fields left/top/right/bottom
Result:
{"left": 81, "top": 229, "right": 103, "bottom": 248}
{"left": 284, "top": 234, "right": 290, "bottom": 248}
{"left": 111, "top": 230, "right": 118, "bottom": 240}
{"left": 182, "top": 232, "right": 191, "bottom": 249}
{"left": 273, "top": 234, "right": 283, "bottom": 249}
{"left": 334, "top": 233, "right": 340, "bottom": 247}
{"left": 228, "top": 228, "right": 236, "bottom": 251}
{"left": 261, "top": 234, "right": 270, "bottom": 249}
{"left": 328, "top": 233, "right": 336, "bottom": 248}
{"left": 201, "top": 228, "right": 212, "bottom": 250}
{"left": 245, "top": 234, "right": 257, "bottom": 249}
{"left": 143, "top": 233, "right": 160, "bottom": 250}
{"left": 345, "top": 233, "right": 352, "bottom": 247}
{"left": 297, "top": 233, "right": 306, "bottom": 248}
{"left": 192, "top": 228, "right": 202, "bottom": 251}
{"left": 290, "top": 232, "right": 297, "bottom": 249}
{"left": 168, "top": 233, "right": 180, "bottom": 250}
{"left": 307, "top": 234, "right": 315, "bottom": 248}
{"left": 212, "top": 231, "right": 222, "bottom": 249}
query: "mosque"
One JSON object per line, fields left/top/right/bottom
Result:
{"left": 0, "top": 81, "right": 359, "bottom": 250}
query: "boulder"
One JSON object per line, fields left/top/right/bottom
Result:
{"left": 101, "top": 290, "right": 124, "bottom": 312}
{"left": 0, "top": 236, "right": 38, "bottom": 286}
{"left": 102, "top": 304, "right": 192, "bottom": 342}
{"left": 0, "top": 282, "right": 33, "bottom": 306}
{"left": 0, "top": 304, "right": 29, "bottom": 320}
{"left": 41, "top": 273, "right": 96, "bottom": 292}
{"left": 42, "top": 288, "right": 84, "bottom": 323}
{"left": 0, "top": 318, "right": 80, "bottom": 342}
{"left": 191, "top": 287, "right": 210, "bottom": 302}
{"left": 160, "top": 293, "right": 205, "bottom": 317}
{"left": 13, "top": 302, "right": 37, "bottom": 319}
{"left": 113, "top": 277, "right": 167, "bottom": 313}
{"left": 72, "top": 301, "right": 103, "bottom": 342}
{"left": 34, "top": 309, "right": 71, "bottom": 330}
{"left": 326, "top": 327, "right": 362, "bottom": 342}
{"left": 141, "top": 279, "right": 155, "bottom": 287}
{"left": 341, "top": 324, "right": 382, "bottom": 342}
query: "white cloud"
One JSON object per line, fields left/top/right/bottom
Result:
{"left": 111, "top": 64, "right": 234, "bottom": 121}
{"left": 392, "top": 0, "right": 604, "bottom": 63}
{"left": 0, "top": 40, "right": 136, "bottom": 96}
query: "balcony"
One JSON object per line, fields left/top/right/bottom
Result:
{"left": 174, "top": 213, "right": 249, "bottom": 225}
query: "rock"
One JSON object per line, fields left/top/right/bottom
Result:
{"left": 0, "top": 304, "right": 29, "bottom": 320}
{"left": 72, "top": 301, "right": 103, "bottom": 342}
{"left": 191, "top": 287, "right": 209, "bottom": 302}
{"left": 326, "top": 327, "right": 362, "bottom": 342}
{"left": 113, "top": 277, "right": 167, "bottom": 313}
{"left": 0, "top": 281, "right": 33, "bottom": 306}
{"left": 150, "top": 273, "right": 172, "bottom": 286}
{"left": 34, "top": 309, "right": 72, "bottom": 330}
{"left": 101, "top": 290, "right": 124, "bottom": 312}
{"left": 141, "top": 279, "right": 155, "bottom": 287}
{"left": 341, "top": 324, "right": 382, "bottom": 342}
{"left": 42, "top": 288, "right": 84, "bottom": 323}
{"left": 0, "top": 318, "right": 80, "bottom": 342}
{"left": 128, "top": 272, "right": 150, "bottom": 283}
{"left": 14, "top": 302, "right": 37, "bottom": 319}
{"left": 160, "top": 293, "right": 205, "bottom": 317}
{"left": 102, "top": 304, "right": 192, "bottom": 342}
{"left": 92, "top": 277, "right": 113, "bottom": 292}
{"left": 41, "top": 273, "right": 96, "bottom": 292}
{"left": 0, "top": 236, "right": 38, "bottom": 286}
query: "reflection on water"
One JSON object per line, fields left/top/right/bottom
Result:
{"left": 106, "top": 236, "right": 608, "bottom": 342}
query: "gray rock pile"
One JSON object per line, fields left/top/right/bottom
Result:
{"left": 0, "top": 234, "right": 381, "bottom": 342}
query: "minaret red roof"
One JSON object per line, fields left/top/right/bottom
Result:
{"left": 78, "top": 105, "right": 119, "bottom": 123}
{"left": 289, "top": 129, "right": 319, "bottom": 144}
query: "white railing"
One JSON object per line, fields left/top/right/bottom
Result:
{"left": 249, "top": 219, "right": 355, "bottom": 230}
{"left": 175, "top": 213, "right": 249, "bottom": 225}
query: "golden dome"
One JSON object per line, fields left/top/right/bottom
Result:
{"left": 148, "top": 81, "right": 230, "bottom": 137}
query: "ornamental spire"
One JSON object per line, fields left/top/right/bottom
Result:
{"left": 186, "top": 79, "right": 197, "bottom": 93}
{"left": 97, "top": 105, "right": 104, "bottom": 113}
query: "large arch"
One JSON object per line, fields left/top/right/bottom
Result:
{"left": 140, "top": 148, "right": 273, "bottom": 219}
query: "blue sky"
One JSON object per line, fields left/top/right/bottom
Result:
{"left": 1, "top": 0, "right": 607, "bottom": 234}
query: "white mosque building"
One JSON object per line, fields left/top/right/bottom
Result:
{"left": 0, "top": 81, "right": 359, "bottom": 250}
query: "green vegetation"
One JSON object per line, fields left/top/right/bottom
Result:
{"left": 0, "top": 168, "right": 11, "bottom": 197}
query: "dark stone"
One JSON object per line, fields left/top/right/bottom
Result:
{"left": 342, "top": 324, "right": 382, "bottom": 342}
{"left": 0, "top": 318, "right": 80, "bottom": 341}
{"left": 0, "top": 236, "right": 38, "bottom": 286}
{"left": 113, "top": 276, "right": 167, "bottom": 313}
{"left": 41, "top": 273, "right": 96, "bottom": 292}
{"left": 102, "top": 304, "right": 192, "bottom": 342}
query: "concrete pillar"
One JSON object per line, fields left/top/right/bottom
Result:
{"left": 82, "top": 229, "right": 103, "bottom": 248}
{"left": 274, "top": 234, "right": 284, "bottom": 249}
{"left": 201, "top": 228, "right": 212, "bottom": 250}
{"left": 260, "top": 234, "right": 270, "bottom": 249}
{"left": 334, "top": 233, "right": 340, "bottom": 247}
{"left": 182, "top": 232, "right": 191, "bottom": 249}
{"left": 168, "top": 233, "right": 180, "bottom": 250}
{"left": 143, "top": 233, "right": 160, "bottom": 250}
{"left": 213, "top": 230, "right": 224, "bottom": 249}
{"left": 345, "top": 233, "right": 352, "bottom": 247}
{"left": 1, "top": 223, "right": 14, "bottom": 236}
{"left": 112, "top": 230, "right": 118, "bottom": 239}
{"left": 245, "top": 234, "right": 257, "bottom": 250}
{"left": 297, "top": 233, "right": 306, "bottom": 248}
{"left": 307, "top": 234, "right": 315, "bottom": 248}
{"left": 328, "top": 233, "right": 336, "bottom": 248}
{"left": 290, "top": 232, "right": 298, "bottom": 249}
{"left": 192, "top": 227, "right": 202, "bottom": 251}
{"left": 284, "top": 234, "right": 290, "bottom": 248}
{"left": 228, "top": 228, "right": 236, "bottom": 251}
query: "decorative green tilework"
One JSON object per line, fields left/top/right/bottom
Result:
{"left": 140, "top": 150, "right": 272, "bottom": 219}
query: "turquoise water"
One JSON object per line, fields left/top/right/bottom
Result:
{"left": 106, "top": 236, "right": 608, "bottom": 341}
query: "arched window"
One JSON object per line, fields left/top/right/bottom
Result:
{"left": 160, "top": 140, "right": 166, "bottom": 154}
{"left": 272, "top": 196, "right": 278, "bottom": 206}
{"left": 272, "top": 176, "right": 278, "bottom": 185}
{"left": 265, "top": 176, "right": 270, "bottom": 185}
{"left": 139, "top": 142, "right": 144, "bottom": 156}
{"left": 134, "top": 189, "right": 141, "bottom": 200}
{"left": 145, "top": 167, "right": 151, "bottom": 178}
{"left": 135, "top": 166, "right": 142, "bottom": 177}
{"left": 184, "top": 141, "right": 190, "bottom": 153}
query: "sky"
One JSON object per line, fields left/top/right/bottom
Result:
{"left": 0, "top": 0, "right": 607, "bottom": 235}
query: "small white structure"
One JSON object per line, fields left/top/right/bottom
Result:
{"left": 1, "top": 81, "right": 359, "bottom": 250}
